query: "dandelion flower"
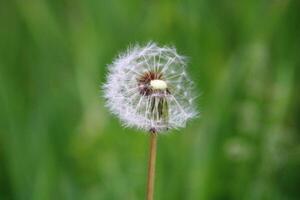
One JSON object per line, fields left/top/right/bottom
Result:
{"left": 103, "top": 42, "right": 198, "bottom": 200}
{"left": 103, "top": 42, "right": 197, "bottom": 133}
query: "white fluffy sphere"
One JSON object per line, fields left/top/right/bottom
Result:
{"left": 103, "top": 42, "right": 198, "bottom": 133}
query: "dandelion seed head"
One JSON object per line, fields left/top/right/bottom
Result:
{"left": 103, "top": 42, "right": 198, "bottom": 133}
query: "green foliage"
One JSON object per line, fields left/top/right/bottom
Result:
{"left": 0, "top": 0, "right": 299, "bottom": 199}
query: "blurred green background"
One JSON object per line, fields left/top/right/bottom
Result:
{"left": 0, "top": 0, "right": 299, "bottom": 199}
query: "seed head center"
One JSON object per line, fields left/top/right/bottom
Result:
{"left": 150, "top": 79, "right": 167, "bottom": 90}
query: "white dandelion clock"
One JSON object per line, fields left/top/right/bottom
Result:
{"left": 103, "top": 42, "right": 198, "bottom": 200}
{"left": 103, "top": 42, "right": 198, "bottom": 133}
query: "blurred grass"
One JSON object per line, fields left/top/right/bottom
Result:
{"left": 0, "top": 0, "right": 300, "bottom": 200}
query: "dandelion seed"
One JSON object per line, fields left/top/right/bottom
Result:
{"left": 103, "top": 42, "right": 198, "bottom": 133}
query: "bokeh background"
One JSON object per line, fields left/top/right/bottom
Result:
{"left": 0, "top": 0, "right": 300, "bottom": 199}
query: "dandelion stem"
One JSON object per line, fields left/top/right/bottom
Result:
{"left": 146, "top": 130, "right": 157, "bottom": 200}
